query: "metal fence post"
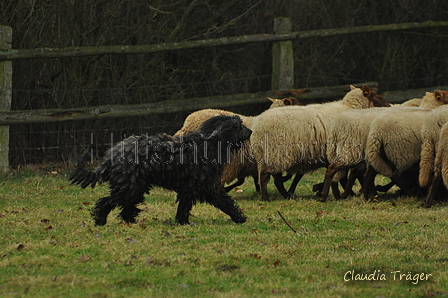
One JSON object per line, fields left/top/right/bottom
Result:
{"left": 271, "top": 17, "right": 294, "bottom": 91}
{"left": 0, "top": 26, "right": 12, "bottom": 173}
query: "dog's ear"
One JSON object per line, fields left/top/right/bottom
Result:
{"left": 201, "top": 125, "right": 223, "bottom": 140}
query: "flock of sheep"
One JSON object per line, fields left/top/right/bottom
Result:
{"left": 175, "top": 85, "right": 448, "bottom": 207}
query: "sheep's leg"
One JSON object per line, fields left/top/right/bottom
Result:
{"left": 273, "top": 173, "right": 292, "bottom": 199}
{"left": 363, "top": 165, "right": 378, "bottom": 201}
{"left": 252, "top": 174, "right": 260, "bottom": 193}
{"left": 312, "top": 182, "right": 324, "bottom": 195}
{"left": 331, "top": 181, "right": 341, "bottom": 200}
{"left": 390, "top": 171, "right": 414, "bottom": 197}
{"left": 272, "top": 173, "right": 294, "bottom": 194}
{"left": 423, "top": 171, "right": 443, "bottom": 208}
{"left": 320, "top": 163, "right": 339, "bottom": 202}
{"left": 224, "top": 177, "right": 245, "bottom": 193}
{"left": 259, "top": 170, "right": 271, "bottom": 201}
{"left": 282, "top": 173, "right": 293, "bottom": 182}
{"left": 375, "top": 181, "right": 395, "bottom": 192}
{"left": 341, "top": 166, "right": 365, "bottom": 199}
{"left": 287, "top": 174, "right": 303, "bottom": 196}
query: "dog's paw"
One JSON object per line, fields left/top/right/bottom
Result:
{"left": 232, "top": 216, "right": 247, "bottom": 224}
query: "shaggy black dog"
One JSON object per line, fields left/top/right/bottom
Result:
{"left": 69, "top": 115, "right": 252, "bottom": 226}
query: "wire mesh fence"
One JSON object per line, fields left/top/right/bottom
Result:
{"left": 8, "top": 74, "right": 274, "bottom": 166}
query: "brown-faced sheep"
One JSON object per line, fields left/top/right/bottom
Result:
{"left": 363, "top": 92, "right": 448, "bottom": 199}
{"left": 174, "top": 97, "right": 301, "bottom": 192}
{"left": 250, "top": 85, "right": 390, "bottom": 201}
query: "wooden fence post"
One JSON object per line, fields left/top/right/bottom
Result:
{"left": 271, "top": 17, "right": 294, "bottom": 91}
{"left": 0, "top": 26, "right": 12, "bottom": 173}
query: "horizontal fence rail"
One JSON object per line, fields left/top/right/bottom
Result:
{"left": 0, "top": 82, "right": 378, "bottom": 125}
{"left": 1, "top": 21, "right": 447, "bottom": 61}
{"left": 1, "top": 82, "right": 446, "bottom": 126}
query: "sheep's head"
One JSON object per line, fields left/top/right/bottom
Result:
{"left": 435, "top": 90, "right": 448, "bottom": 104}
{"left": 362, "top": 84, "right": 390, "bottom": 107}
{"left": 419, "top": 92, "right": 448, "bottom": 109}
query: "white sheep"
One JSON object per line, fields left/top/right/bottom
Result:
{"left": 250, "top": 85, "right": 389, "bottom": 201}
{"left": 418, "top": 92, "right": 448, "bottom": 189}
{"left": 423, "top": 121, "right": 448, "bottom": 207}
{"left": 174, "top": 97, "right": 301, "bottom": 192}
{"left": 321, "top": 110, "right": 388, "bottom": 201}
{"left": 364, "top": 92, "right": 448, "bottom": 199}
{"left": 319, "top": 93, "right": 443, "bottom": 202}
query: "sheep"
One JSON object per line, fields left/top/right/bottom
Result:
{"left": 174, "top": 97, "right": 301, "bottom": 192}
{"left": 423, "top": 121, "right": 448, "bottom": 207}
{"left": 363, "top": 92, "right": 448, "bottom": 199}
{"left": 319, "top": 93, "right": 445, "bottom": 202}
{"left": 175, "top": 97, "right": 300, "bottom": 137}
{"left": 419, "top": 92, "right": 448, "bottom": 189}
{"left": 320, "top": 108, "right": 389, "bottom": 201}
{"left": 250, "top": 84, "right": 390, "bottom": 201}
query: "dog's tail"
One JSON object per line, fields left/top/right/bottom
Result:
{"left": 69, "top": 148, "right": 106, "bottom": 189}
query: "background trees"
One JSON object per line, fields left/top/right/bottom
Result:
{"left": 1, "top": 0, "right": 447, "bottom": 165}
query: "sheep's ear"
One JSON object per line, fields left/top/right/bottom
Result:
{"left": 289, "top": 97, "right": 302, "bottom": 106}
{"left": 201, "top": 125, "right": 223, "bottom": 140}
{"left": 283, "top": 98, "right": 293, "bottom": 105}
{"left": 435, "top": 90, "right": 448, "bottom": 104}
{"left": 362, "top": 84, "right": 371, "bottom": 97}
{"left": 268, "top": 97, "right": 278, "bottom": 103}
{"left": 350, "top": 85, "right": 356, "bottom": 90}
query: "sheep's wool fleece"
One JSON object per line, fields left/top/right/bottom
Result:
{"left": 175, "top": 109, "right": 254, "bottom": 136}
{"left": 250, "top": 87, "right": 374, "bottom": 174}
{"left": 366, "top": 107, "right": 431, "bottom": 177}
{"left": 419, "top": 104, "right": 448, "bottom": 187}
{"left": 326, "top": 107, "right": 390, "bottom": 167}
{"left": 434, "top": 122, "right": 448, "bottom": 188}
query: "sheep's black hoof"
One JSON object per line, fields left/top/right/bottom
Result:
{"left": 421, "top": 202, "right": 432, "bottom": 208}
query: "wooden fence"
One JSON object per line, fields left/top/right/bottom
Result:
{"left": 1, "top": 19, "right": 448, "bottom": 171}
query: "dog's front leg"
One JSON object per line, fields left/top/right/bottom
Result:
{"left": 209, "top": 191, "right": 247, "bottom": 224}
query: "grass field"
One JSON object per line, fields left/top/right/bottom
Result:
{"left": 1, "top": 167, "right": 448, "bottom": 297}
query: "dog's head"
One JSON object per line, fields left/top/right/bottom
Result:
{"left": 200, "top": 115, "right": 252, "bottom": 143}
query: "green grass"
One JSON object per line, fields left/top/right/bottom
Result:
{"left": 1, "top": 167, "right": 448, "bottom": 297}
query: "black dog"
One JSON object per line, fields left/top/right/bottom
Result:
{"left": 69, "top": 115, "right": 252, "bottom": 226}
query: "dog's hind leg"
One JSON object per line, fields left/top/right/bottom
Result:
{"left": 91, "top": 196, "right": 116, "bottom": 226}
{"left": 175, "top": 192, "right": 194, "bottom": 225}
{"left": 209, "top": 191, "right": 246, "bottom": 223}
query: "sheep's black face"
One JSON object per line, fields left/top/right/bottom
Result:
{"left": 200, "top": 115, "right": 252, "bottom": 144}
